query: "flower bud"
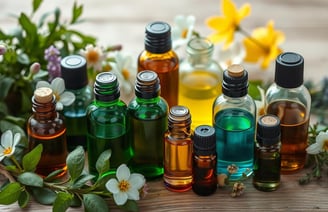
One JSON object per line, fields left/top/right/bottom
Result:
{"left": 0, "top": 44, "right": 7, "bottom": 55}
{"left": 30, "top": 62, "right": 41, "bottom": 74}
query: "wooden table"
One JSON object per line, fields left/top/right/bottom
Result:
{"left": 1, "top": 0, "right": 328, "bottom": 211}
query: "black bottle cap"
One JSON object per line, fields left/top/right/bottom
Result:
{"left": 144, "top": 21, "right": 172, "bottom": 54}
{"left": 94, "top": 72, "right": 120, "bottom": 101}
{"left": 222, "top": 64, "right": 248, "bottom": 97}
{"left": 275, "top": 52, "right": 304, "bottom": 88}
{"left": 256, "top": 114, "right": 281, "bottom": 146}
{"left": 193, "top": 125, "right": 216, "bottom": 156}
{"left": 135, "top": 70, "right": 161, "bottom": 99}
{"left": 61, "top": 55, "right": 88, "bottom": 89}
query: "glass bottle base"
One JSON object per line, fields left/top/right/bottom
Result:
{"left": 163, "top": 175, "right": 192, "bottom": 192}
{"left": 253, "top": 181, "right": 280, "bottom": 192}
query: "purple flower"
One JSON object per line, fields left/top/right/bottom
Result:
{"left": 44, "top": 45, "right": 61, "bottom": 82}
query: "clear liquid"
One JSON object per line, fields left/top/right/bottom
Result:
{"left": 179, "top": 70, "right": 221, "bottom": 129}
{"left": 267, "top": 100, "right": 309, "bottom": 173}
{"left": 214, "top": 109, "right": 255, "bottom": 180}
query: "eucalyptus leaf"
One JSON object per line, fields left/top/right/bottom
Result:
{"left": 96, "top": 149, "right": 112, "bottom": 176}
{"left": 44, "top": 169, "right": 65, "bottom": 182}
{"left": 18, "top": 189, "right": 30, "bottom": 208}
{"left": 71, "top": 174, "right": 95, "bottom": 189}
{"left": 22, "top": 143, "right": 43, "bottom": 172}
{"left": 67, "top": 146, "right": 85, "bottom": 181}
{"left": 0, "top": 182, "right": 22, "bottom": 205}
{"left": 53, "top": 192, "right": 74, "bottom": 212}
{"left": 83, "top": 194, "right": 109, "bottom": 212}
{"left": 30, "top": 187, "right": 57, "bottom": 205}
{"left": 18, "top": 172, "right": 43, "bottom": 187}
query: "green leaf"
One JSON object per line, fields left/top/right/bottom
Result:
{"left": 18, "top": 13, "right": 38, "bottom": 48}
{"left": 120, "top": 200, "right": 139, "bottom": 212}
{"left": 0, "top": 182, "right": 22, "bottom": 205}
{"left": 30, "top": 187, "right": 57, "bottom": 205}
{"left": 71, "top": 174, "right": 95, "bottom": 189}
{"left": 67, "top": 146, "right": 85, "bottom": 181}
{"left": 18, "top": 172, "right": 43, "bottom": 187}
{"left": 70, "top": 194, "right": 82, "bottom": 207}
{"left": 18, "top": 189, "right": 30, "bottom": 208}
{"left": 96, "top": 149, "right": 112, "bottom": 176}
{"left": 0, "top": 76, "right": 14, "bottom": 100}
{"left": 83, "top": 194, "right": 109, "bottom": 212}
{"left": 44, "top": 169, "right": 66, "bottom": 182}
{"left": 5, "top": 165, "right": 18, "bottom": 172}
{"left": 53, "top": 192, "right": 74, "bottom": 212}
{"left": 32, "top": 0, "right": 43, "bottom": 13}
{"left": 71, "top": 2, "right": 83, "bottom": 24}
{"left": 22, "top": 144, "right": 43, "bottom": 172}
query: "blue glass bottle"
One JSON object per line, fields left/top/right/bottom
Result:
{"left": 212, "top": 64, "right": 256, "bottom": 180}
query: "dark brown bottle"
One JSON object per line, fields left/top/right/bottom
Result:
{"left": 137, "top": 21, "right": 179, "bottom": 108}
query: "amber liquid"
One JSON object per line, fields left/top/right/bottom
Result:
{"left": 163, "top": 135, "right": 193, "bottom": 192}
{"left": 267, "top": 100, "right": 309, "bottom": 173}
{"left": 179, "top": 70, "right": 221, "bottom": 129}
{"left": 138, "top": 51, "right": 179, "bottom": 108}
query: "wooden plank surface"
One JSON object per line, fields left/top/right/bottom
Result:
{"left": 1, "top": 0, "right": 328, "bottom": 211}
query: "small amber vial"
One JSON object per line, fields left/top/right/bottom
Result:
{"left": 27, "top": 87, "right": 68, "bottom": 178}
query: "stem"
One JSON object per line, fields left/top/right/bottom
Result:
{"left": 0, "top": 164, "right": 16, "bottom": 183}
{"left": 10, "top": 156, "right": 23, "bottom": 173}
{"left": 238, "top": 26, "right": 268, "bottom": 52}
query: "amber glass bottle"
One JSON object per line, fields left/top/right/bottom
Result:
{"left": 27, "top": 87, "right": 68, "bottom": 177}
{"left": 137, "top": 21, "right": 179, "bottom": 108}
{"left": 164, "top": 105, "right": 193, "bottom": 192}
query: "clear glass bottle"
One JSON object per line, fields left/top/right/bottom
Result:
{"left": 213, "top": 64, "right": 256, "bottom": 180}
{"left": 253, "top": 114, "right": 281, "bottom": 191}
{"left": 86, "top": 72, "right": 132, "bottom": 177}
{"left": 164, "top": 105, "right": 193, "bottom": 192}
{"left": 192, "top": 125, "right": 217, "bottom": 196}
{"left": 61, "top": 55, "right": 93, "bottom": 151}
{"left": 266, "top": 52, "right": 311, "bottom": 174}
{"left": 179, "top": 37, "right": 223, "bottom": 129}
{"left": 137, "top": 21, "right": 179, "bottom": 108}
{"left": 128, "top": 70, "right": 168, "bottom": 179}
{"left": 27, "top": 87, "right": 68, "bottom": 178}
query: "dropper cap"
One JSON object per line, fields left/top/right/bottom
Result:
{"left": 256, "top": 114, "right": 281, "bottom": 146}
{"left": 193, "top": 125, "right": 216, "bottom": 156}
{"left": 222, "top": 64, "right": 248, "bottom": 97}
{"left": 34, "top": 87, "right": 53, "bottom": 103}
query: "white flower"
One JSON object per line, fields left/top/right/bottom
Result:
{"left": 172, "top": 15, "right": 196, "bottom": 49}
{"left": 80, "top": 44, "right": 106, "bottom": 72}
{"left": 36, "top": 77, "right": 75, "bottom": 110}
{"left": 0, "top": 130, "right": 21, "bottom": 161}
{"left": 255, "top": 86, "right": 266, "bottom": 117}
{"left": 105, "top": 164, "right": 145, "bottom": 206}
{"left": 217, "top": 41, "right": 246, "bottom": 70}
{"left": 306, "top": 130, "right": 328, "bottom": 155}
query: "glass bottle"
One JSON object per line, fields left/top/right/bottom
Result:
{"left": 266, "top": 52, "right": 311, "bottom": 174}
{"left": 86, "top": 72, "right": 132, "bottom": 177}
{"left": 128, "top": 70, "right": 168, "bottom": 179}
{"left": 192, "top": 125, "right": 217, "bottom": 196}
{"left": 61, "top": 55, "right": 93, "bottom": 151}
{"left": 137, "top": 21, "right": 179, "bottom": 108}
{"left": 213, "top": 64, "right": 256, "bottom": 180}
{"left": 179, "top": 37, "right": 223, "bottom": 129}
{"left": 27, "top": 87, "right": 68, "bottom": 177}
{"left": 253, "top": 114, "right": 281, "bottom": 191}
{"left": 164, "top": 105, "right": 193, "bottom": 192}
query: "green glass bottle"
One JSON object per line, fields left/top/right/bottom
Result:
{"left": 128, "top": 70, "right": 168, "bottom": 179}
{"left": 86, "top": 72, "right": 132, "bottom": 177}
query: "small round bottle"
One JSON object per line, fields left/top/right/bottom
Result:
{"left": 128, "top": 70, "right": 168, "bottom": 179}
{"left": 164, "top": 105, "right": 193, "bottom": 192}
{"left": 179, "top": 37, "right": 223, "bottom": 129}
{"left": 137, "top": 21, "right": 179, "bottom": 108}
{"left": 213, "top": 64, "right": 256, "bottom": 180}
{"left": 192, "top": 125, "right": 217, "bottom": 196}
{"left": 266, "top": 52, "right": 311, "bottom": 174}
{"left": 86, "top": 72, "right": 132, "bottom": 177}
{"left": 27, "top": 87, "right": 68, "bottom": 178}
{"left": 61, "top": 55, "right": 93, "bottom": 151}
{"left": 253, "top": 114, "right": 281, "bottom": 191}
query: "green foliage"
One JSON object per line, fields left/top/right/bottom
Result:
{"left": 96, "top": 149, "right": 112, "bottom": 177}
{"left": 53, "top": 192, "right": 74, "bottom": 212}
{"left": 0, "top": 182, "right": 22, "bottom": 205}
{"left": 22, "top": 143, "right": 42, "bottom": 172}
{"left": 17, "top": 172, "right": 44, "bottom": 187}
{"left": 67, "top": 146, "right": 85, "bottom": 181}
{"left": 83, "top": 194, "right": 109, "bottom": 212}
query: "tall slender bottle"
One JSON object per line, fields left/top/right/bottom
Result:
{"left": 27, "top": 87, "right": 68, "bottom": 177}
{"left": 213, "top": 64, "right": 256, "bottom": 180}
{"left": 128, "top": 70, "right": 168, "bottom": 179}
{"left": 192, "top": 125, "right": 217, "bottom": 196}
{"left": 61, "top": 55, "right": 93, "bottom": 151}
{"left": 137, "top": 21, "right": 179, "bottom": 108}
{"left": 179, "top": 37, "right": 223, "bottom": 129}
{"left": 164, "top": 105, "right": 193, "bottom": 192}
{"left": 266, "top": 52, "right": 311, "bottom": 174}
{"left": 253, "top": 114, "right": 281, "bottom": 191}
{"left": 86, "top": 72, "right": 132, "bottom": 177}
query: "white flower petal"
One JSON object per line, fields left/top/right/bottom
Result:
{"left": 126, "top": 188, "right": 140, "bottom": 201}
{"left": 13, "top": 133, "right": 21, "bottom": 147}
{"left": 129, "top": 173, "right": 145, "bottom": 190}
{"left": 59, "top": 91, "right": 75, "bottom": 106}
{"left": 116, "top": 164, "right": 130, "bottom": 181}
{"left": 51, "top": 78, "right": 65, "bottom": 94}
{"left": 113, "top": 192, "right": 128, "bottom": 206}
{"left": 105, "top": 179, "right": 119, "bottom": 194}
{"left": 306, "top": 143, "right": 321, "bottom": 155}
{"left": 0, "top": 154, "right": 5, "bottom": 161}
{"left": 36, "top": 81, "right": 51, "bottom": 89}
{"left": 1, "top": 130, "right": 13, "bottom": 147}
{"left": 56, "top": 102, "right": 63, "bottom": 111}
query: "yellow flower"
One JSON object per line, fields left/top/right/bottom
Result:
{"left": 243, "top": 20, "right": 285, "bottom": 69}
{"left": 206, "top": 0, "right": 251, "bottom": 48}
{"left": 80, "top": 44, "right": 106, "bottom": 72}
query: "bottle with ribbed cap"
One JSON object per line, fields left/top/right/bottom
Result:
{"left": 266, "top": 52, "right": 311, "bottom": 174}
{"left": 253, "top": 114, "right": 281, "bottom": 191}
{"left": 212, "top": 64, "right": 256, "bottom": 180}
{"left": 61, "top": 55, "right": 93, "bottom": 151}
{"left": 163, "top": 105, "right": 193, "bottom": 192}
{"left": 128, "top": 70, "right": 168, "bottom": 179}
{"left": 137, "top": 21, "right": 179, "bottom": 108}
{"left": 192, "top": 125, "right": 217, "bottom": 196}
{"left": 27, "top": 87, "right": 68, "bottom": 178}
{"left": 86, "top": 72, "right": 132, "bottom": 178}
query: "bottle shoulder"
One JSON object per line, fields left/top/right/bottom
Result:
{"left": 213, "top": 94, "right": 256, "bottom": 116}
{"left": 127, "top": 97, "right": 168, "bottom": 119}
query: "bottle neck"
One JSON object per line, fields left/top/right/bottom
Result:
{"left": 186, "top": 38, "right": 214, "bottom": 66}
{"left": 32, "top": 97, "right": 57, "bottom": 120}
{"left": 95, "top": 98, "right": 120, "bottom": 107}
{"left": 136, "top": 96, "right": 160, "bottom": 104}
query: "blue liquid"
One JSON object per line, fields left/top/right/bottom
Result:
{"left": 214, "top": 109, "right": 255, "bottom": 180}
